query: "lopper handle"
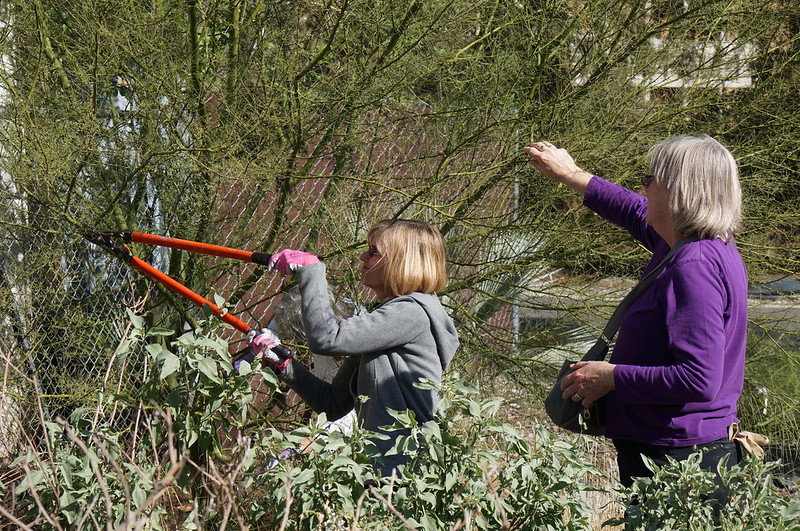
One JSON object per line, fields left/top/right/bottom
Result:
{"left": 127, "top": 255, "right": 291, "bottom": 359}
{"left": 127, "top": 232, "right": 273, "bottom": 265}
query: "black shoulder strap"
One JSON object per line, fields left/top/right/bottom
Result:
{"left": 591, "top": 237, "right": 697, "bottom": 360}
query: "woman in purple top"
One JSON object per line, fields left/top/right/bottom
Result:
{"left": 523, "top": 135, "right": 748, "bottom": 502}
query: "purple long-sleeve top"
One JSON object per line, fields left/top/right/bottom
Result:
{"left": 584, "top": 176, "right": 748, "bottom": 446}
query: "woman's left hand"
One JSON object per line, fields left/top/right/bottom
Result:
{"left": 268, "top": 249, "right": 320, "bottom": 274}
{"left": 560, "top": 361, "right": 616, "bottom": 406}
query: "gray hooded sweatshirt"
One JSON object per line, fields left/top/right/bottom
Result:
{"left": 279, "top": 262, "right": 460, "bottom": 474}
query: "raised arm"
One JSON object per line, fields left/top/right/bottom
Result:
{"left": 523, "top": 141, "right": 593, "bottom": 196}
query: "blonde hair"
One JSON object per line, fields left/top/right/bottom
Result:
{"left": 648, "top": 134, "right": 742, "bottom": 241}
{"left": 367, "top": 219, "right": 447, "bottom": 298}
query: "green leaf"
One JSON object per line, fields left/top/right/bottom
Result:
{"left": 15, "top": 469, "right": 45, "bottom": 494}
{"left": 145, "top": 343, "right": 166, "bottom": 358}
{"left": 166, "top": 387, "right": 186, "bottom": 409}
{"left": 175, "top": 332, "right": 196, "bottom": 347}
{"left": 481, "top": 396, "right": 503, "bottom": 415}
{"left": 146, "top": 327, "right": 175, "bottom": 337}
{"left": 236, "top": 359, "right": 252, "bottom": 375}
{"left": 197, "top": 357, "right": 221, "bottom": 383}
{"left": 419, "top": 514, "right": 440, "bottom": 529}
{"left": 10, "top": 453, "right": 32, "bottom": 467}
{"left": 337, "top": 482, "right": 354, "bottom": 510}
{"left": 132, "top": 485, "right": 146, "bottom": 508}
{"left": 159, "top": 353, "right": 181, "bottom": 380}
{"left": 126, "top": 308, "right": 145, "bottom": 329}
{"left": 59, "top": 461, "right": 74, "bottom": 489}
{"left": 185, "top": 416, "right": 199, "bottom": 447}
{"left": 445, "top": 471, "right": 458, "bottom": 491}
{"left": 45, "top": 421, "right": 63, "bottom": 436}
{"left": 59, "top": 491, "right": 78, "bottom": 524}
{"left": 292, "top": 468, "right": 315, "bottom": 485}
{"left": 421, "top": 420, "right": 442, "bottom": 441}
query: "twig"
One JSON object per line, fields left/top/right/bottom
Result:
{"left": 185, "top": 456, "right": 226, "bottom": 485}
{"left": 115, "top": 456, "right": 187, "bottom": 531}
{"left": 94, "top": 292, "right": 146, "bottom": 427}
{"left": 19, "top": 461, "right": 64, "bottom": 531}
{"left": 32, "top": 369, "right": 56, "bottom": 474}
{"left": 352, "top": 489, "right": 369, "bottom": 530}
{"left": 449, "top": 509, "right": 467, "bottom": 531}
{"left": 22, "top": 392, "right": 61, "bottom": 503}
{"left": 0, "top": 504, "right": 36, "bottom": 530}
{"left": 93, "top": 432, "right": 132, "bottom": 515}
{"left": 481, "top": 462, "right": 509, "bottom": 529}
{"left": 368, "top": 485, "right": 418, "bottom": 530}
{"left": 58, "top": 419, "right": 115, "bottom": 529}
{"left": 74, "top": 493, "right": 100, "bottom": 530}
{"left": 278, "top": 475, "right": 293, "bottom": 531}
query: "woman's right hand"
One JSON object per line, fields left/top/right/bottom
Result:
{"left": 523, "top": 141, "right": 593, "bottom": 195}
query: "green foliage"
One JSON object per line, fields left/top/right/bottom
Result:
{"left": 240, "top": 375, "right": 598, "bottom": 530}
{"left": 385, "top": 378, "right": 596, "bottom": 530}
{"left": 7, "top": 317, "right": 285, "bottom": 528}
{"left": 2, "top": 0, "right": 800, "bottom": 526}
{"left": 138, "top": 327, "right": 280, "bottom": 459}
{"left": 240, "top": 418, "right": 383, "bottom": 528}
{"left": 606, "top": 453, "right": 800, "bottom": 530}
{"left": 10, "top": 321, "right": 800, "bottom": 529}
{"left": 9, "top": 319, "right": 599, "bottom": 529}
{"left": 10, "top": 409, "right": 172, "bottom": 529}
{"left": 2, "top": 0, "right": 799, "bottom": 441}
{"left": 738, "top": 327, "right": 800, "bottom": 472}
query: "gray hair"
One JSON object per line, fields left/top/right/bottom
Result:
{"left": 648, "top": 134, "right": 741, "bottom": 241}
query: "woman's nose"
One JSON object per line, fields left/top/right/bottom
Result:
{"left": 359, "top": 251, "right": 369, "bottom": 263}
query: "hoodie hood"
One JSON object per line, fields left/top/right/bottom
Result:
{"left": 409, "top": 292, "right": 460, "bottom": 372}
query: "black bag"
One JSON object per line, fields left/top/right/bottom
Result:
{"left": 545, "top": 339, "right": 608, "bottom": 436}
{"left": 544, "top": 238, "right": 696, "bottom": 436}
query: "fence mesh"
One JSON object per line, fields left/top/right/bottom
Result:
{"left": 0, "top": 107, "right": 524, "bottom": 465}
{"left": 2, "top": 102, "right": 800, "bottom": 475}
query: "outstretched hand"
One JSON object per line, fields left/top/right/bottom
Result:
{"left": 523, "top": 141, "right": 593, "bottom": 195}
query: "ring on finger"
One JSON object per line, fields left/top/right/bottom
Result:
{"left": 572, "top": 393, "right": 583, "bottom": 402}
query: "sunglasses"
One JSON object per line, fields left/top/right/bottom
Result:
{"left": 639, "top": 174, "right": 654, "bottom": 188}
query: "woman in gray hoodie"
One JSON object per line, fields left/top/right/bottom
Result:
{"left": 253, "top": 219, "right": 460, "bottom": 475}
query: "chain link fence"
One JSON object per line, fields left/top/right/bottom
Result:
{"left": 2, "top": 106, "right": 800, "bottom": 478}
{"left": 0, "top": 106, "right": 526, "bottom": 466}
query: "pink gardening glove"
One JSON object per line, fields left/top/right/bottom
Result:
{"left": 248, "top": 329, "right": 290, "bottom": 373}
{"left": 268, "top": 249, "right": 320, "bottom": 274}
